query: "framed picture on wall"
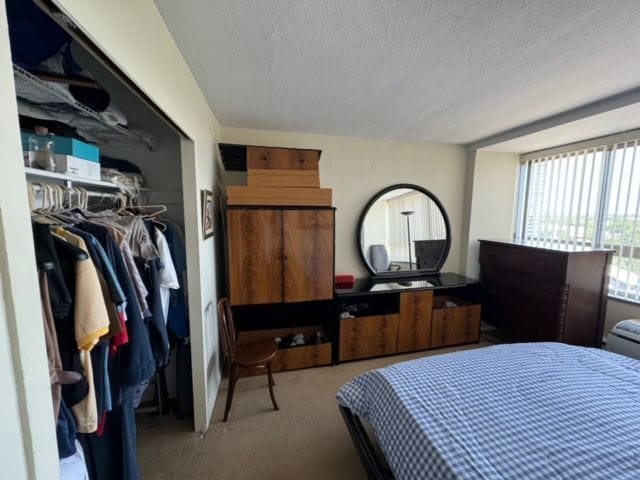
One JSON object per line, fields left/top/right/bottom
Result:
{"left": 201, "top": 189, "right": 214, "bottom": 239}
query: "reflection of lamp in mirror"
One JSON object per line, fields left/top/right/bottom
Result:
{"left": 400, "top": 210, "right": 415, "bottom": 269}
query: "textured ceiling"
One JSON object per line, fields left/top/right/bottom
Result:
{"left": 154, "top": 0, "right": 640, "bottom": 146}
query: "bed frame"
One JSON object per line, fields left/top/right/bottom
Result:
{"left": 339, "top": 405, "right": 395, "bottom": 480}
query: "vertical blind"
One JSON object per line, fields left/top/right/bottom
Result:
{"left": 387, "top": 192, "right": 447, "bottom": 262}
{"left": 517, "top": 139, "right": 640, "bottom": 301}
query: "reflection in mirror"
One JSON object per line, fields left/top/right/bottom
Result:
{"left": 369, "top": 280, "right": 434, "bottom": 291}
{"left": 360, "top": 186, "right": 450, "bottom": 275}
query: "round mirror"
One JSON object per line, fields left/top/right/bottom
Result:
{"left": 358, "top": 184, "right": 451, "bottom": 276}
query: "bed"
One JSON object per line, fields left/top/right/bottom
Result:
{"left": 337, "top": 343, "right": 640, "bottom": 480}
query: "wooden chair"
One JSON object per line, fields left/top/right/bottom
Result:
{"left": 218, "top": 297, "right": 279, "bottom": 421}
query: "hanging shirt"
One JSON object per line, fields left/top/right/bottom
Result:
{"left": 53, "top": 228, "right": 110, "bottom": 349}
{"left": 40, "top": 271, "right": 63, "bottom": 420}
{"left": 79, "top": 222, "right": 156, "bottom": 388}
{"left": 121, "top": 240, "right": 150, "bottom": 317}
{"left": 110, "top": 215, "right": 159, "bottom": 260}
{"left": 163, "top": 221, "right": 189, "bottom": 337}
{"left": 33, "top": 222, "right": 72, "bottom": 318}
{"left": 53, "top": 228, "right": 110, "bottom": 434}
{"left": 60, "top": 440, "right": 89, "bottom": 480}
{"left": 67, "top": 227, "right": 125, "bottom": 340}
{"left": 155, "top": 229, "right": 179, "bottom": 322}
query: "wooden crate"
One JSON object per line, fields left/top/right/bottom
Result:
{"left": 431, "top": 296, "right": 481, "bottom": 348}
{"left": 247, "top": 146, "right": 320, "bottom": 171}
{"left": 226, "top": 185, "right": 332, "bottom": 207}
{"left": 247, "top": 169, "right": 320, "bottom": 188}
{"left": 239, "top": 326, "right": 332, "bottom": 373}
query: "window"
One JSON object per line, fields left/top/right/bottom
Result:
{"left": 516, "top": 139, "right": 640, "bottom": 301}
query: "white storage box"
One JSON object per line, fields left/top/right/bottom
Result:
{"left": 54, "top": 154, "right": 101, "bottom": 181}
{"left": 605, "top": 319, "right": 640, "bottom": 360}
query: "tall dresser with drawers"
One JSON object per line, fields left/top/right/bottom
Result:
{"left": 479, "top": 239, "right": 613, "bottom": 347}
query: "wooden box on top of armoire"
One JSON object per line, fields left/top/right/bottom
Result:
{"left": 479, "top": 239, "right": 613, "bottom": 347}
{"left": 246, "top": 146, "right": 321, "bottom": 188}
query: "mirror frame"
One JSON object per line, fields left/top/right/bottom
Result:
{"left": 357, "top": 183, "right": 452, "bottom": 278}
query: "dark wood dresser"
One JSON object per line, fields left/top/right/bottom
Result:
{"left": 479, "top": 240, "right": 613, "bottom": 347}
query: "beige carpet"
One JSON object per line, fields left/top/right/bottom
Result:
{"left": 138, "top": 342, "right": 491, "bottom": 480}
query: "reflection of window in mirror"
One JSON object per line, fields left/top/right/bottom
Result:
{"left": 363, "top": 188, "right": 447, "bottom": 271}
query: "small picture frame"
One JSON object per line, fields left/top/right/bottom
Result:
{"left": 201, "top": 189, "right": 214, "bottom": 239}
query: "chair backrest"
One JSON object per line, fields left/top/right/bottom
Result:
{"left": 217, "top": 297, "right": 237, "bottom": 361}
{"left": 369, "top": 244, "right": 390, "bottom": 272}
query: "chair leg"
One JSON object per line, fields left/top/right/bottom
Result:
{"left": 223, "top": 365, "right": 237, "bottom": 422}
{"left": 267, "top": 362, "right": 279, "bottom": 411}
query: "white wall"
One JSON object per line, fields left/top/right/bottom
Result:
{"left": 221, "top": 127, "right": 469, "bottom": 277}
{"left": 0, "top": 3, "right": 59, "bottom": 478}
{"left": 462, "top": 150, "right": 520, "bottom": 279}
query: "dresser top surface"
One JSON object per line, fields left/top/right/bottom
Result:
{"left": 335, "top": 272, "right": 477, "bottom": 298}
{"left": 480, "top": 239, "right": 616, "bottom": 254}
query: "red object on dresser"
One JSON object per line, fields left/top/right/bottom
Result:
{"left": 335, "top": 274, "right": 354, "bottom": 289}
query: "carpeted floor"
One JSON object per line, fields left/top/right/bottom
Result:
{"left": 138, "top": 342, "right": 491, "bottom": 480}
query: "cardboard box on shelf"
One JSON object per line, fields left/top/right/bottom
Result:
{"left": 54, "top": 154, "right": 101, "bottom": 180}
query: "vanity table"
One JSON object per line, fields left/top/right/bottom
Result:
{"left": 335, "top": 273, "right": 481, "bottom": 362}
{"left": 334, "top": 183, "right": 481, "bottom": 363}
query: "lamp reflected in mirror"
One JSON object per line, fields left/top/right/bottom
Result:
{"left": 400, "top": 210, "right": 415, "bottom": 269}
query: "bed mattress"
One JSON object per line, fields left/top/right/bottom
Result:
{"left": 337, "top": 343, "right": 640, "bottom": 480}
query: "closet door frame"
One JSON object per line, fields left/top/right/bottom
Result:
{"left": 0, "top": 5, "right": 59, "bottom": 476}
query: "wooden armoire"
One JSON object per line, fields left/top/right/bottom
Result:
{"left": 224, "top": 146, "right": 335, "bottom": 307}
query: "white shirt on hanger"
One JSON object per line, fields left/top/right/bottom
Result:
{"left": 155, "top": 229, "right": 179, "bottom": 323}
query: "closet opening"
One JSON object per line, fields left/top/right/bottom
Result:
{"left": 7, "top": 0, "right": 201, "bottom": 477}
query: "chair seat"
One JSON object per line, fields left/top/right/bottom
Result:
{"left": 233, "top": 337, "right": 279, "bottom": 367}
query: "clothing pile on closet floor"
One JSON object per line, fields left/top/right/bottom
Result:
{"left": 34, "top": 210, "right": 187, "bottom": 480}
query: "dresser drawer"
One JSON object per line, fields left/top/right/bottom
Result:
{"left": 431, "top": 296, "right": 481, "bottom": 348}
{"left": 483, "top": 284, "right": 563, "bottom": 319}
{"left": 339, "top": 333, "right": 398, "bottom": 361}
{"left": 480, "top": 243, "right": 565, "bottom": 279}
{"left": 482, "top": 287, "right": 566, "bottom": 341}
{"left": 481, "top": 264, "right": 565, "bottom": 301}
{"left": 340, "top": 314, "right": 399, "bottom": 341}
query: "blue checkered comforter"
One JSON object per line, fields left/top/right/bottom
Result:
{"left": 337, "top": 343, "right": 640, "bottom": 480}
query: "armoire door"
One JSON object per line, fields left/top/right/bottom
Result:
{"left": 283, "top": 209, "right": 334, "bottom": 302}
{"left": 228, "top": 209, "right": 283, "bottom": 305}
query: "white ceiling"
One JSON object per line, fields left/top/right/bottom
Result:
{"left": 154, "top": 0, "right": 640, "bottom": 147}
